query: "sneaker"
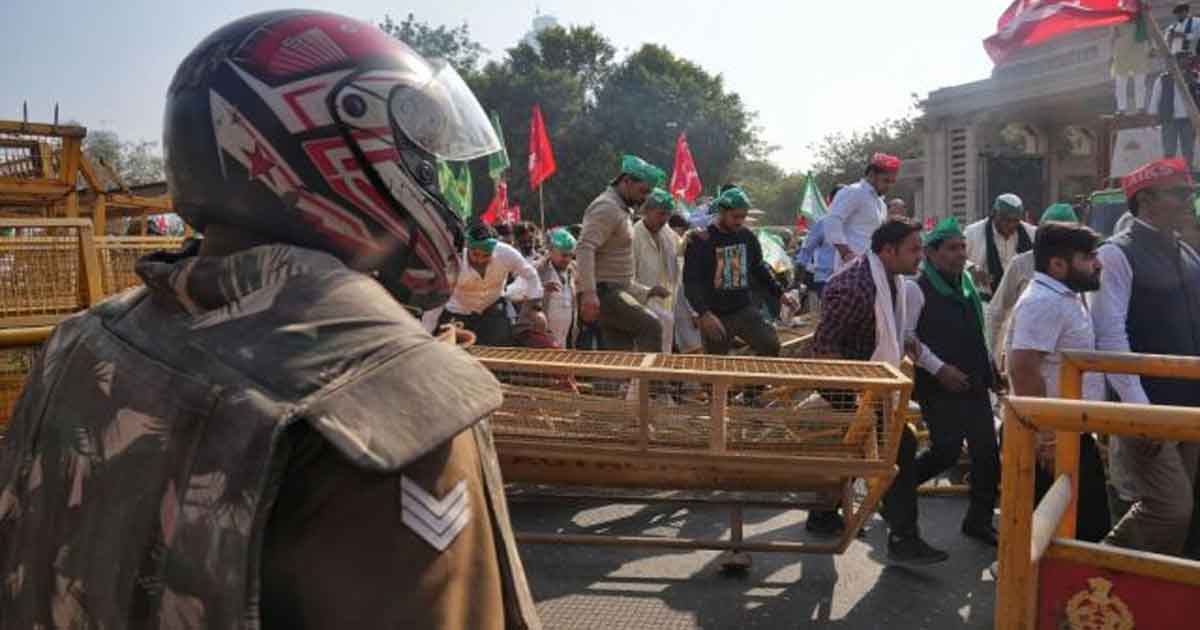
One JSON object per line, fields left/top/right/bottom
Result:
{"left": 961, "top": 521, "right": 998, "bottom": 546}
{"left": 887, "top": 533, "right": 950, "bottom": 567}
{"left": 805, "top": 510, "right": 845, "bottom": 537}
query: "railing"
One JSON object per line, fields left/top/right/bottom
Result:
{"left": 995, "top": 350, "right": 1200, "bottom": 629}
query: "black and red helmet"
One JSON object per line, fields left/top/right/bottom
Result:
{"left": 164, "top": 10, "right": 499, "bottom": 311}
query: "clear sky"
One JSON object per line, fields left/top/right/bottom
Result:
{"left": 0, "top": 0, "right": 1005, "bottom": 173}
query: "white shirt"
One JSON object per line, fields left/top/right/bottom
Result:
{"left": 1165, "top": 17, "right": 1200, "bottom": 55}
{"left": 1006, "top": 272, "right": 1104, "bottom": 401}
{"left": 445, "top": 242, "right": 543, "bottom": 316}
{"left": 902, "top": 278, "right": 945, "bottom": 375}
{"left": 964, "top": 218, "right": 1037, "bottom": 280}
{"left": 824, "top": 179, "right": 885, "bottom": 259}
{"left": 632, "top": 220, "right": 679, "bottom": 311}
{"left": 1148, "top": 73, "right": 1192, "bottom": 119}
{"left": 1086, "top": 227, "right": 1156, "bottom": 405}
{"left": 985, "top": 249, "right": 1036, "bottom": 355}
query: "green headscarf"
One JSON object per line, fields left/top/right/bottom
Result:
{"left": 621, "top": 154, "right": 666, "bottom": 187}
{"left": 468, "top": 236, "right": 499, "bottom": 254}
{"left": 923, "top": 216, "right": 964, "bottom": 247}
{"left": 715, "top": 186, "right": 753, "bottom": 211}
{"left": 645, "top": 187, "right": 676, "bottom": 211}
{"left": 1039, "top": 203, "right": 1079, "bottom": 224}
{"left": 548, "top": 228, "right": 577, "bottom": 253}
{"left": 993, "top": 193, "right": 1024, "bottom": 218}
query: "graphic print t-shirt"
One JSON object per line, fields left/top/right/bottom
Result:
{"left": 684, "top": 225, "right": 779, "bottom": 316}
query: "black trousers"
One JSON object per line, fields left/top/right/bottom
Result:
{"left": 1034, "top": 433, "right": 1111, "bottom": 543}
{"left": 914, "top": 393, "right": 999, "bottom": 526}
{"left": 813, "top": 402, "right": 921, "bottom": 538}
{"left": 440, "top": 300, "right": 514, "bottom": 347}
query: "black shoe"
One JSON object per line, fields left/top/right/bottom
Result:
{"left": 887, "top": 533, "right": 950, "bottom": 567}
{"left": 806, "top": 511, "right": 845, "bottom": 537}
{"left": 961, "top": 521, "right": 998, "bottom": 546}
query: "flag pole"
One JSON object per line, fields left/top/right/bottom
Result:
{"left": 538, "top": 183, "right": 545, "bottom": 230}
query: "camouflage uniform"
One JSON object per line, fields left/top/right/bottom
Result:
{"left": 0, "top": 243, "right": 539, "bottom": 629}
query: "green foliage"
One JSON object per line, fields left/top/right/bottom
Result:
{"left": 807, "top": 104, "right": 924, "bottom": 194}
{"left": 82, "top": 129, "right": 165, "bottom": 187}
{"left": 379, "top": 13, "right": 488, "bottom": 74}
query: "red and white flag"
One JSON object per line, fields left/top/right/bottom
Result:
{"left": 984, "top": 0, "right": 1139, "bottom": 64}
{"left": 669, "top": 133, "right": 703, "bottom": 204}
{"left": 528, "top": 104, "right": 557, "bottom": 190}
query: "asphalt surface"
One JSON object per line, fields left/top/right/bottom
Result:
{"left": 512, "top": 494, "right": 998, "bottom": 629}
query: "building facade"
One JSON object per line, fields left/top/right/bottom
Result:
{"left": 917, "top": 5, "right": 1179, "bottom": 223}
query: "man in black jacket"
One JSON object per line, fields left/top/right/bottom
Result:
{"left": 906, "top": 218, "right": 1001, "bottom": 545}
{"left": 684, "top": 187, "right": 795, "bottom": 356}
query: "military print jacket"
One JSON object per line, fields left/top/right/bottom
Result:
{"left": 0, "top": 243, "right": 539, "bottom": 629}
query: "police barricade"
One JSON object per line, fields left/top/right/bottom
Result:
{"left": 996, "top": 350, "right": 1200, "bottom": 629}
{"left": 470, "top": 346, "right": 911, "bottom": 556}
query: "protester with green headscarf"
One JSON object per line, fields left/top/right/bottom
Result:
{"left": 436, "top": 223, "right": 545, "bottom": 347}
{"left": 964, "top": 193, "right": 1037, "bottom": 297}
{"left": 905, "top": 216, "right": 1001, "bottom": 545}
{"left": 576, "top": 154, "right": 668, "bottom": 350}
{"left": 985, "top": 202, "right": 1082, "bottom": 353}
{"left": 524, "top": 228, "right": 579, "bottom": 349}
{"left": 632, "top": 188, "right": 683, "bottom": 353}
{"left": 683, "top": 186, "right": 796, "bottom": 359}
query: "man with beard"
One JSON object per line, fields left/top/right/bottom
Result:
{"left": 904, "top": 218, "right": 1001, "bottom": 545}
{"left": 825, "top": 153, "right": 900, "bottom": 270}
{"left": 513, "top": 221, "right": 542, "bottom": 261}
{"left": 1006, "top": 221, "right": 1111, "bottom": 542}
{"left": 986, "top": 203, "right": 1080, "bottom": 359}
{"left": 1090, "top": 157, "right": 1200, "bottom": 556}
{"left": 964, "top": 194, "right": 1036, "bottom": 300}
{"left": 808, "top": 217, "right": 949, "bottom": 566}
{"left": 576, "top": 154, "right": 667, "bottom": 351}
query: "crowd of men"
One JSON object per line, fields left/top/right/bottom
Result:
{"left": 427, "top": 153, "right": 796, "bottom": 366}
{"left": 6, "top": 10, "right": 1200, "bottom": 628}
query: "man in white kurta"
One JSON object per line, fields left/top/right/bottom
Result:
{"left": 824, "top": 152, "right": 900, "bottom": 269}
{"left": 964, "top": 193, "right": 1036, "bottom": 301}
{"left": 632, "top": 188, "right": 681, "bottom": 354}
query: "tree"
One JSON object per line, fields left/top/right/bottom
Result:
{"left": 379, "top": 13, "right": 487, "bottom": 75}
{"left": 82, "top": 129, "right": 165, "bottom": 187}
{"left": 807, "top": 103, "right": 924, "bottom": 194}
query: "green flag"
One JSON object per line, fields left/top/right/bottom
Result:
{"left": 487, "top": 110, "right": 510, "bottom": 181}
{"left": 438, "top": 160, "right": 473, "bottom": 220}
{"left": 797, "top": 174, "right": 828, "bottom": 220}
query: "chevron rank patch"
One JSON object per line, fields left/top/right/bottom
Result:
{"left": 400, "top": 476, "right": 471, "bottom": 552}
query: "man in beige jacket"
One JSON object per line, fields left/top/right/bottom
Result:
{"left": 577, "top": 155, "right": 668, "bottom": 350}
{"left": 633, "top": 188, "right": 682, "bottom": 354}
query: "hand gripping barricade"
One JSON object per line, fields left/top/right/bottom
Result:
{"left": 996, "top": 350, "right": 1200, "bottom": 630}
{"left": 470, "top": 347, "right": 912, "bottom": 556}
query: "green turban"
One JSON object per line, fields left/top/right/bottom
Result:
{"left": 715, "top": 187, "right": 752, "bottom": 211}
{"left": 993, "top": 193, "right": 1024, "bottom": 217}
{"left": 645, "top": 188, "right": 676, "bottom": 211}
{"left": 924, "top": 217, "right": 964, "bottom": 246}
{"left": 621, "top": 154, "right": 666, "bottom": 187}
{"left": 1039, "top": 203, "right": 1079, "bottom": 224}
{"left": 548, "top": 228, "right": 576, "bottom": 253}
{"left": 467, "top": 236, "right": 499, "bottom": 253}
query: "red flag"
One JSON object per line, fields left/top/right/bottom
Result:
{"left": 795, "top": 214, "right": 808, "bottom": 234}
{"left": 984, "top": 0, "right": 1138, "bottom": 64}
{"left": 669, "top": 133, "right": 703, "bottom": 204}
{"left": 924, "top": 216, "right": 936, "bottom": 231}
{"left": 528, "top": 104, "right": 557, "bottom": 190}
{"left": 500, "top": 204, "right": 521, "bottom": 224}
{"left": 481, "top": 181, "right": 508, "bottom": 225}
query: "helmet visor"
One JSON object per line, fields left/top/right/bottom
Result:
{"left": 388, "top": 60, "right": 500, "bottom": 161}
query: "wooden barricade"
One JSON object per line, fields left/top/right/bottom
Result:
{"left": 995, "top": 350, "right": 1200, "bottom": 629}
{"left": 472, "top": 347, "right": 912, "bottom": 555}
{"left": 0, "top": 326, "right": 51, "bottom": 429}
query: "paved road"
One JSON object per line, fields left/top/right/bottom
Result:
{"left": 512, "top": 495, "right": 997, "bottom": 629}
